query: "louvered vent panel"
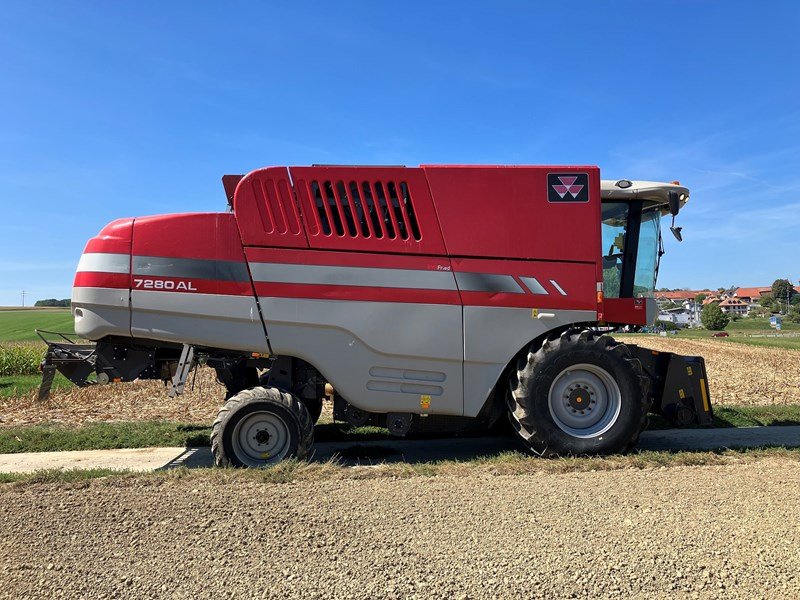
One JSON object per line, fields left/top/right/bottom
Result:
{"left": 232, "top": 167, "right": 309, "bottom": 248}
{"left": 290, "top": 167, "right": 445, "bottom": 254}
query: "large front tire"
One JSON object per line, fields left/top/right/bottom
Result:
{"left": 211, "top": 386, "right": 313, "bottom": 467}
{"left": 508, "top": 329, "right": 649, "bottom": 456}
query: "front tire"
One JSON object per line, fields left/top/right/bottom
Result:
{"left": 508, "top": 329, "right": 649, "bottom": 456}
{"left": 211, "top": 386, "right": 314, "bottom": 467}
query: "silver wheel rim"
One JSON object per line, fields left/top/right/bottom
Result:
{"left": 231, "top": 411, "right": 292, "bottom": 466}
{"left": 548, "top": 363, "right": 622, "bottom": 438}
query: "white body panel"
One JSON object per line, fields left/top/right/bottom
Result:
{"left": 72, "top": 287, "right": 131, "bottom": 339}
{"left": 261, "top": 298, "right": 464, "bottom": 416}
{"left": 130, "top": 291, "right": 269, "bottom": 353}
{"left": 463, "top": 306, "right": 596, "bottom": 416}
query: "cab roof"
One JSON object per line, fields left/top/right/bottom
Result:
{"left": 600, "top": 179, "right": 689, "bottom": 211}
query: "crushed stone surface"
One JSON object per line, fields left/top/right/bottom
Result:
{"left": 1, "top": 459, "right": 798, "bottom": 599}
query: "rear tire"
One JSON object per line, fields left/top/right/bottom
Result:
{"left": 508, "top": 329, "right": 650, "bottom": 456}
{"left": 211, "top": 386, "right": 313, "bottom": 467}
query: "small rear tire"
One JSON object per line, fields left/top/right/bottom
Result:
{"left": 211, "top": 386, "right": 313, "bottom": 467}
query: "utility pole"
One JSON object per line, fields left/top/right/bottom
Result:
{"left": 21, "top": 290, "right": 26, "bottom": 308}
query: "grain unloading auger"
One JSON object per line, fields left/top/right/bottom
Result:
{"left": 40, "top": 165, "right": 713, "bottom": 465}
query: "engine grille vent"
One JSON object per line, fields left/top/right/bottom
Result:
{"left": 307, "top": 180, "right": 422, "bottom": 241}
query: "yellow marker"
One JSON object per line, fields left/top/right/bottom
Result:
{"left": 420, "top": 395, "right": 431, "bottom": 410}
{"left": 700, "top": 378, "right": 710, "bottom": 413}
{"left": 686, "top": 366, "right": 693, "bottom": 376}
{"left": 678, "top": 389, "right": 685, "bottom": 399}
{"left": 531, "top": 308, "right": 539, "bottom": 319}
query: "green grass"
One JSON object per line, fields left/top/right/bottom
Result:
{"left": 0, "top": 374, "right": 72, "bottom": 398}
{"left": 2, "top": 447, "right": 799, "bottom": 486}
{"left": 0, "top": 309, "right": 74, "bottom": 342}
{"left": 0, "top": 421, "right": 212, "bottom": 453}
{"left": 2, "top": 405, "right": 799, "bottom": 454}
{"left": 0, "top": 420, "right": 396, "bottom": 454}
{"left": 647, "top": 405, "right": 800, "bottom": 430}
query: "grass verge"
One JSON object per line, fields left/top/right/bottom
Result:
{"left": 2, "top": 405, "right": 799, "bottom": 454}
{"left": 0, "top": 374, "right": 72, "bottom": 398}
{"left": 2, "top": 447, "right": 799, "bottom": 486}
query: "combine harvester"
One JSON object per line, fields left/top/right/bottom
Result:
{"left": 39, "top": 165, "right": 713, "bottom": 466}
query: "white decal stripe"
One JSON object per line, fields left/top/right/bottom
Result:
{"left": 250, "top": 262, "right": 458, "bottom": 291}
{"left": 550, "top": 279, "right": 567, "bottom": 296}
{"left": 520, "top": 277, "right": 549, "bottom": 295}
{"left": 76, "top": 252, "right": 130, "bottom": 274}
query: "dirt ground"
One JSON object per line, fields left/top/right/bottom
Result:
{"left": 1, "top": 459, "right": 798, "bottom": 599}
{"left": 621, "top": 337, "right": 800, "bottom": 407}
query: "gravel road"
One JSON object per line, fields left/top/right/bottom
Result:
{"left": 2, "top": 459, "right": 799, "bottom": 599}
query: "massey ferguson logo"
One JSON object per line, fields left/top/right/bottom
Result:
{"left": 547, "top": 173, "right": 589, "bottom": 202}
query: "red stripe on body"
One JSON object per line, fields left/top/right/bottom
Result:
{"left": 254, "top": 282, "right": 460, "bottom": 305}
{"left": 73, "top": 272, "right": 130, "bottom": 289}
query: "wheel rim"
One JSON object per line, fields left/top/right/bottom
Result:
{"left": 231, "top": 411, "right": 292, "bottom": 466}
{"left": 547, "top": 363, "right": 622, "bottom": 438}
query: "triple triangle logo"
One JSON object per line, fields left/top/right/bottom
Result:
{"left": 547, "top": 173, "right": 589, "bottom": 202}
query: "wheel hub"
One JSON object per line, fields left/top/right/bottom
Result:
{"left": 567, "top": 387, "right": 593, "bottom": 412}
{"left": 548, "top": 363, "right": 623, "bottom": 439}
{"left": 231, "top": 411, "right": 292, "bottom": 466}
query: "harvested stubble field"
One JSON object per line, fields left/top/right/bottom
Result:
{"left": 1, "top": 368, "right": 224, "bottom": 428}
{"left": 619, "top": 336, "right": 800, "bottom": 407}
{"left": 1, "top": 336, "right": 799, "bottom": 429}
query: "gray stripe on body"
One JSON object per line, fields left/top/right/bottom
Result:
{"left": 250, "top": 262, "right": 458, "bottom": 290}
{"left": 76, "top": 253, "right": 130, "bottom": 274}
{"left": 520, "top": 276, "right": 549, "bottom": 295}
{"left": 133, "top": 256, "right": 251, "bottom": 282}
{"left": 455, "top": 272, "right": 524, "bottom": 294}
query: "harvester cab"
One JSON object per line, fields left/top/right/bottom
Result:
{"left": 39, "top": 165, "right": 712, "bottom": 467}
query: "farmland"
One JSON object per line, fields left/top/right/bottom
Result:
{"left": 669, "top": 318, "right": 800, "bottom": 350}
{"left": 0, "top": 308, "right": 74, "bottom": 342}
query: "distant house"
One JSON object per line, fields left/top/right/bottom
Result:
{"left": 657, "top": 307, "right": 691, "bottom": 326}
{"left": 718, "top": 297, "right": 748, "bottom": 316}
{"left": 654, "top": 290, "right": 714, "bottom": 307}
{"left": 734, "top": 285, "right": 800, "bottom": 303}
{"left": 734, "top": 286, "right": 773, "bottom": 302}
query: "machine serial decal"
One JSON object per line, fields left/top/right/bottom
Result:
{"left": 134, "top": 278, "right": 198, "bottom": 291}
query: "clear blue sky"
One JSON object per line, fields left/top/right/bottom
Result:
{"left": 1, "top": 1, "right": 798, "bottom": 305}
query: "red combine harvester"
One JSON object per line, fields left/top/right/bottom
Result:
{"left": 40, "top": 165, "right": 712, "bottom": 466}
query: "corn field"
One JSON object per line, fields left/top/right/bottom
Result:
{"left": 0, "top": 342, "right": 44, "bottom": 376}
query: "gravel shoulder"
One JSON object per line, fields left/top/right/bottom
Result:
{"left": 1, "top": 459, "right": 798, "bottom": 599}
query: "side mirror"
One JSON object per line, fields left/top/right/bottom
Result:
{"left": 670, "top": 226, "right": 683, "bottom": 242}
{"left": 668, "top": 191, "right": 680, "bottom": 216}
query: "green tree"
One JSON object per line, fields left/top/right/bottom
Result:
{"left": 34, "top": 298, "right": 70, "bottom": 307}
{"left": 701, "top": 302, "right": 730, "bottom": 330}
{"left": 695, "top": 293, "right": 708, "bottom": 303}
{"left": 772, "top": 279, "right": 794, "bottom": 313}
{"left": 759, "top": 295, "right": 776, "bottom": 309}
{"left": 772, "top": 278, "right": 793, "bottom": 300}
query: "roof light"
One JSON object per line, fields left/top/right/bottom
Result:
{"left": 615, "top": 179, "right": 632, "bottom": 189}
{"left": 671, "top": 180, "right": 681, "bottom": 185}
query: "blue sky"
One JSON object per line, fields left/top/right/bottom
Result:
{"left": 1, "top": 1, "right": 798, "bottom": 305}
